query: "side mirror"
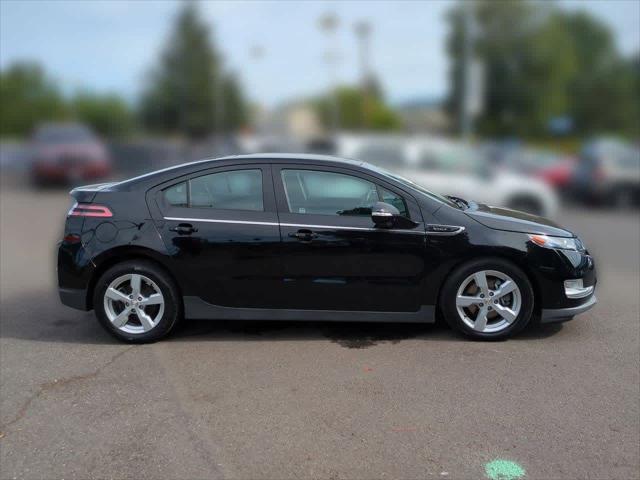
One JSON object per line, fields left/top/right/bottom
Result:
{"left": 371, "top": 201, "right": 400, "bottom": 227}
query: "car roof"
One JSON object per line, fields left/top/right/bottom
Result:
{"left": 117, "top": 153, "right": 367, "bottom": 188}
{"left": 109, "top": 151, "right": 450, "bottom": 213}
{"left": 218, "top": 152, "right": 363, "bottom": 164}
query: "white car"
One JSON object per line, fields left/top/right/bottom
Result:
{"left": 338, "top": 135, "right": 558, "bottom": 217}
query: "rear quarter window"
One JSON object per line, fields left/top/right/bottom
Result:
{"left": 164, "top": 182, "right": 188, "bottom": 207}
{"left": 162, "top": 169, "right": 264, "bottom": 211}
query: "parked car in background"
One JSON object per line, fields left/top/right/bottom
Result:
{"left": 338, "top": 136, "right": 557, "bottom": 217}
{"left": 406, "top": 140, "right": 557, "bottom": 217}
{"left": 30, "top": 123, "right": 111, "bottom": 186}
{"left": 570, "top": 138, "right": 640, "bottom": 207}
{"left": 498, "top": 148, "right": 576, "bottom": 191}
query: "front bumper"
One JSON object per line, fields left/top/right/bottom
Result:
{"left": 540, "top": 295, "right": 597, "bottom": 323}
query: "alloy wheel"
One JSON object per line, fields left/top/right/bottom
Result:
{"left": 103, "top": 273, "right": 165, "bottom": 334}
{"left": 455, "top": 270, "right": 522, "bottom": 333}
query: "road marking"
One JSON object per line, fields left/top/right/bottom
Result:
{"left": 485, "top": 459, "right": 526, "bottom": 480}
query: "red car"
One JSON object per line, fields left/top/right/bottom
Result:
{"left": 500, "top": 148, "right": 576, "bottom": 190}
{"left": 30, "top": 123, "right": 111, "bottom": 186}
{"left": 535, "top": 157, "right": 576, "bottom": 189}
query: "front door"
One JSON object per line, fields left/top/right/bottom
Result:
{"left": 273, "top": 165, "right": 427, "bottom": 312}
{"left": 153, "top": 164, "right": 283, "bottom": 308}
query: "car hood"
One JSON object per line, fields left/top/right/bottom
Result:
{"left": 465, "top": 204, "right": 573, "bottom": 237}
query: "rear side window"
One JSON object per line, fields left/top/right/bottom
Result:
{"left": 163, "top": 169, "right": 263, "bottom": 211}
{"left": 164, "top": 182, "right": 188, "bottom": 207}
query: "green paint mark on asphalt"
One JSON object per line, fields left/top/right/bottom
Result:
{"left": 485, "top": 459, "right": 526, "bottom": 480}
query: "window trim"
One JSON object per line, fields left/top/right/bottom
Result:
{"left": 154, "top": 163, "right": 277, "bottom": 217}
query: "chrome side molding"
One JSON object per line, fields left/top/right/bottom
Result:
{"left": 164, "top": 217, "right": 426, "bottom": 235}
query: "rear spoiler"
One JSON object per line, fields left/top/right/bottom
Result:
{"left": 69, "top": 182, "right": 118, "bottom": 203}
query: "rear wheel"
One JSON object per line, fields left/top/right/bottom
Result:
{"left": 93, "top": 260, "right": 181, "bottom": 343}
{"left": 440, "top": 258, "right": 534, "bottom": 340}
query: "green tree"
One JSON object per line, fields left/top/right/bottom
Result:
{"left": 221, "top": 73, "right": 247, "bottom": 132}
{"left": 0, "top": 62, "right": 68, "bottom": 137}
{"left": 522, "top": 12, "right": 577, "bottom": 135}
{"left": 446, "top": 0, "right": 638, "bottom": 138}
{"left": 313, "top": 86, "right": 401, "bottom": 131}
{"left": 447, "top": 0, "right": 538, "bottom": 136}
{"left": 562, "top": 12, "right": 638, "bottom": 135}
{"left": 72, "top": 91, "right": 136, "bottom": 138}
{"left": 140, "top": 1, "right": 244, "bottom": 138}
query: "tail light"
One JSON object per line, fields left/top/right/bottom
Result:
{"left": 68, "top": 202, "right": 113, "bottom": 217}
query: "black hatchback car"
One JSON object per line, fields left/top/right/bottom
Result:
{"left": 58, "top": 154, "right": 597, "bottom": 342}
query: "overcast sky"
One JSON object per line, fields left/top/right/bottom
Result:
{"left": 1, "top": 0, "right": 638, "bottom": 107}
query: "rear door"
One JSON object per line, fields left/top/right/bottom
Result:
{"left": 273, "top": 164, "right": 427, "bottom": 312}
{"left": 151, "top": 163, "right": 283, "bottom": 308}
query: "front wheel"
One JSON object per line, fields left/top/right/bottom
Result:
{"left": 93, "top": 260, "right": 182, "bottom": 343}
{"left": 440, "top": 258, "right": 534, "bottom": 340}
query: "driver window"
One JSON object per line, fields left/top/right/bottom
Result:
{"left": 281, "top": 170, "right": 378, "bottom": 216}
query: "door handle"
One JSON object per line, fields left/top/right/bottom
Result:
{"left": 169, "top": 223, "right": 198, "bottom": 235}
{"left": 289, "top": 229, "right": 318, "bottom": 242}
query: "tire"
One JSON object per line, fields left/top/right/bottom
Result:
{"left": 93, "top": 260, "right": 182, "bottom": 343}
{"left": 439, "top": 258, "right": 534, "bottom": 340}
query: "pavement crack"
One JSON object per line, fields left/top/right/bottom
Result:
{"left": 1, "top": 346, "right": 135, "bottom": 433}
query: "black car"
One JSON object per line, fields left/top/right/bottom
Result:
{"left": 58, "top": 154, "right": 597, "bottom": 342}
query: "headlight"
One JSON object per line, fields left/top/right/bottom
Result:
{"left": 528, "top": 234, "right": 581, "bottom": 251}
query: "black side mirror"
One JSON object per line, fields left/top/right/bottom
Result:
{"left": 371, "top": 201, "right": 400, "bottom": 228}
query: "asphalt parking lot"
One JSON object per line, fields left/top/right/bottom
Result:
{"left": 1, "top": 184, "right": 638, "bottom": 480}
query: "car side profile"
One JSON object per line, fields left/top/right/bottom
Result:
{"left": 58, "top": 154, "right": 597, "bottom": 343}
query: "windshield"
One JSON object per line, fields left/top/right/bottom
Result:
{"left": 362, "top": 162, "right": 460, "bottom": 209}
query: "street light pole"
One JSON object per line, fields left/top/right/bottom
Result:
{"left": 319, "top": 12, "right": 341, "bottom": 135}
{"left": 215, "top": 61, "right": 225, "bottom": 138}
{"left": 354, "top": 21, "right": 372, "bottom": 130}
{"left": 460, "top": 2, "right": 474, "bottom": 141}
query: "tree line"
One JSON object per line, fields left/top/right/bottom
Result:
{"left": 447, "top": 0, "right": 639, "bottom": 138}
{"left": 2, "top": 0, "right": 637, "bottom": 141}
{"left": 0, "top": 1, "right": 246, "bottom": 140}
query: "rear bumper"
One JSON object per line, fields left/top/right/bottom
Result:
{"left": 540, "top": 295, "right": 597, "bottom": 323}
{"left": 59, "top": 287, "right": 90, "bottom": 311}
{"left": 58, "top": 239, "right": 94, "bottom": 311}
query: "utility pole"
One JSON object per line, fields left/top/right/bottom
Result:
{"left": 319, "top": 12, "right": 341, "bottom": 135}
{"left": 354, "top": 20, "right": 372, "bottom": 130}
{"left": 215, "top": 60, "right": 225, "bottom": 138}
{"left": 459, "top": 2, "right": 473, "bottom": 141}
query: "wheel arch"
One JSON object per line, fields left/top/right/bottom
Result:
{"left": 434, "top": 253, "right": 543, "bottom": 319}
{"left": 87, "top": 246, "right": 182, "bottom": 310}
